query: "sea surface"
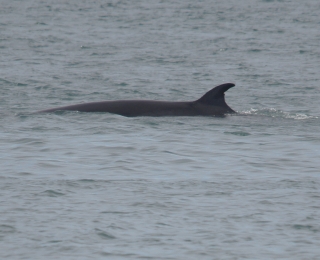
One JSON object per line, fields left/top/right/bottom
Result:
{"left": 1, "top": 0, "right": 320, "bottom": 259}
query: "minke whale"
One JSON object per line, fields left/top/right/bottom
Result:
{"left": 37, "top": 83, "right": 236, "bottom": 117}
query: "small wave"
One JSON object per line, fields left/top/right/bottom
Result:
{"left": 224, "top": 131, "right": 251, "bottom": 136}
{"left": 95, "top": 228, "right": 116, "bottom": 239}
{"left": 0, "top": 225, "right": 16, "bottom": 234}
{"left": 40, "top": 190, "right": 65, "bottom": 197}
{"left": 241, "top": 108, "right": 318, "bottom": 120}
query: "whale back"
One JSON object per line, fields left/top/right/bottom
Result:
{"left": 37, "top": 83, "right": 236, "bottom": 116}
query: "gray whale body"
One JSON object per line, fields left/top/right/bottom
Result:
{"left": 38, "top": 83, "right": 236, "bottom": 117}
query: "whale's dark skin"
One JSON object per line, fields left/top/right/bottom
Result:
{"left": 37, "top": 83, "right": 236, "bottom": 117}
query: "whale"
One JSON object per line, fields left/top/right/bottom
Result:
{"left": 37, "top": 83, "right": 236, "bottom": 117}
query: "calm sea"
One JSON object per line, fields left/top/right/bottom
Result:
{"left": 0, "top": 0, "right": 319, "bottom": 259}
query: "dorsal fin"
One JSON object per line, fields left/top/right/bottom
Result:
{"left": 196, "top": 83, "right": 235, "bottom": 107}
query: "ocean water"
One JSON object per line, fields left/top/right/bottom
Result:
{"left": 1, "top": 0, "right": 320, "bottom": 259}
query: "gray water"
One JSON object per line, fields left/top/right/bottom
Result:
{"left": 1, "top": 0, "right": 320, "bottom": 259}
